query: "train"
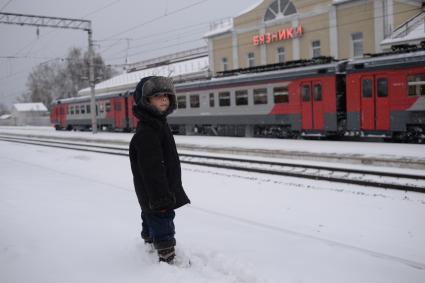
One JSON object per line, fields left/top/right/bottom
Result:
{"left": 51, "top": 46, "right": 425, "bottom": 143}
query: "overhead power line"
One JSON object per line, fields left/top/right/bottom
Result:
{"left": 0, "top": 0, "right": 14, "bottom": 12}
{"left": 100, "top": 0, "right": 209, "bottom": 41}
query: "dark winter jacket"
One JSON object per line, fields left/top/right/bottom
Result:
{"left": 129, "top": 108, "right": 190, "bottom": 213}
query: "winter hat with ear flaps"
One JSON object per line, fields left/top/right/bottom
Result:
{"left": 132, "top": 76, "right": 177, "bottom": 118}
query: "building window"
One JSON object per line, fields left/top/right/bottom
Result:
{"left": 277, "top": 47, "right": 285, "bottom": 63}
{"left": 222, "top": 57, "right": 228, "bottom": 71}
{"left": 254, "top": 88, "right": 268, "bottom": 104}
{"left": 219, "top": 92, "right": 231, "bottom": 106}
{"left": 209, "top": 93, "right": 215, "bottom": 107}
{"left": 273, "top": 86, "right": 289, "bottom": 103}
{"left": 312, "top": 40, "right": 321, "bottom": 58}
{"left": 352, "top": 32, "right": 363, "bottom": 57}
{"left": 408, "top": 74, "right": 425, "bottom": 96}
{"left": 264, "top": 0, "right": 297, "bottom": 21}
{"left": 247, "top": 52, "right": 255, "bottom": 68}
{"left": 177, "top": 95, "right": 187, "bottom": 109}
{"left": 235, "top": 90, "right": 248, "bottom": 106}
{"left": 190, "top": 94, "right": 200, "bottom": 108}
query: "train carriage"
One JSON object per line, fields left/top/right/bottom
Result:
{"left": 51, "top": 92, "right": 133, "bottom": 132}
{"left": 50, "top": 47, "right": 425, "bottom": 143}
{"left": 346, "top": 50, "right": 425, "bottom": 141}
{"left": 170, "top": 59, "right": 344, "bottom": 138}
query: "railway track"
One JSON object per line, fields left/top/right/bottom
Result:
{"left": 1, "top": 134, "right": 424, "bottom": 193}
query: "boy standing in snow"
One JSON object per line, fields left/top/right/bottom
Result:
{"left": 129, "top": 76, "right": 190, "bottom": 263}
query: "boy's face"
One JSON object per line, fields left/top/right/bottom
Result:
{"left": 148, "top": 93, "right": 170, "bottom": 113}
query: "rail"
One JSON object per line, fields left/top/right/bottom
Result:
{"left": 0, "top": 134, "right": 424, "bottom": 193}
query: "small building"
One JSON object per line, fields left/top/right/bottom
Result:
{"left": 11, "top": 103, "right": 50, "bottom": 126}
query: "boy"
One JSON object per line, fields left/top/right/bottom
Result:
{"left": 129, "top": 76, "right": 190, "bottom": 263}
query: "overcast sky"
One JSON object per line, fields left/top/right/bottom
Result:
{"left": 0, "top": 0, "right": 261, "bottom": 108}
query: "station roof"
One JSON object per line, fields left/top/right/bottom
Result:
{"left": 381, "top": 11, "right": 425, "bottom": 47}
{"left": 78, "top": 55, "right": 209, "bottom": 96}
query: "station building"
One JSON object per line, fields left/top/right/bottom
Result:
{"left": 204, "top": 0, "right": 425, "bottom": 74}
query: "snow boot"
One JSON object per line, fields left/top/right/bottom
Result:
{"left": 157, "top": 246, "right": 175, "bottom": 263}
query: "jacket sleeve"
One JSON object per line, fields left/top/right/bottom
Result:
{"left": 134, "top": 129, "right": 175, "bottom": 211}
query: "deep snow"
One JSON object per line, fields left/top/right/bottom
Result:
{"left": 1, "top": 128, "right": 425, "bottom": 282}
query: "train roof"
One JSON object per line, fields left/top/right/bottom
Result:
{"left": 177, "top": 61, "right": 341, "bottom": 91}
{"left": 52, "top": 90, "right": 127, "bottom": 105}
{"left": 346, "top": 49, "right": 425, "bottom": 72}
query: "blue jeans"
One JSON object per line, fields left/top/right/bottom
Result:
{"left": 141, "top": 210, "right": 176, "bottom": 249}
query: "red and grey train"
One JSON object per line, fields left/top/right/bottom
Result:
{"left": 51, "top": 48, "right": 425, "bottom": 143}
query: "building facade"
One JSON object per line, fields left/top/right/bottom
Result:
{"left": 204, "top": 0, "right": 424, "bottom": 74}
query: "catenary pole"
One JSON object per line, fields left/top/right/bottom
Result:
{"left": 87, "top": 24, "right": 97, "bottom": 133}
{"left": 0, "top": 12, "right": 98, "bottom": 134}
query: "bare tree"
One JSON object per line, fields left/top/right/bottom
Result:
{"left": 24, "top": 47, "right": 117, "bottom": 109}
{"left": 0, "top": 103, "right": 9, "bottom": 115}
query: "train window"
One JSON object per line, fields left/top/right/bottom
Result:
{"left": 408, "top": 74, "right": 425, "bottom": 96}
{"left": 254, "top": 88, "right": 268, "bottom": 104}
{"left": 301, "top": 85, "right": 310, "bottom": 102}
{"left": 99, "top": 103, "right": 104, "bottom": 113}
{"left": 377, "top": 79, "right": 388, "bottom": 97}
{"left": 114, "top": 102, "right": 121, "bottom": 111}
{"left": 273, "top": 87, "right": 289, "bottom": 103}
{"left": 313, "top": 84, "right": 322, "bottom": 101}
{"left": 362, "top": 79, "right": 372, "bottom": 98}
{"left": 81, "top": 105, "right": 86, "bottom": 114}
{"left": 75, "top": 105, "right": 80, "bottom": 115}
{"left": 70, "top": 106, "right": 74, "bottom": 115}
{"left": 105, "top": 102, "right": 111, "bottom": 112}
{"left": 60, "top": 108, "right": 65, "bottom": 115}
{"left": 219, "top": 92, "right": 231, "bottom": 106}
{"left": 190, "top": 94, "right": 200, "bottom": 108}
{"left": 235, "top": 90, "right": 248, "bottom": 106}
{"left": 86, "top": 105, "right": 91, "bottom": 114}
{"left": 209, "top": 93, "right": 215, "bottom": 107}
{"left": 177, "top": 96, "right": 186, "bottom": 109}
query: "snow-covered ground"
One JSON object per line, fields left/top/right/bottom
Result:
{"left": 1, "top": 131, "right": 425, "bottom": 282}
{"left": 1, "top": 126, "right": 425, "bottom": 160}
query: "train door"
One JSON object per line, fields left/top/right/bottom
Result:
{"left": 300, "top": 81, "right": 324, "bottom": 130}
{"left": 112, "top": 98, "right": 123, "bottom": 129}
{"left": 360, "top": 76, "right": 390, "bottom": 131}
{"left": 59, "top": 105, "right": 67, "bottom": 127}
{"left": 312, "top": 81, "right": 324, "bottom": 130}
{"left": 301, "top": 83, "right": 313, "bottom": 129}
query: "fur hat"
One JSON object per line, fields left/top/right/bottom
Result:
{"left": 133, "top": 76, "right": 176, "bottom": 118}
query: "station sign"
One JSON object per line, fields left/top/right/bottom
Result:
{"left": 252, "top": 25, "right": 303, "bottom": 46}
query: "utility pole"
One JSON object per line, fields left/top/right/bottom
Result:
{"left": 0, "top": 12, "right": 98, "bottom": 133}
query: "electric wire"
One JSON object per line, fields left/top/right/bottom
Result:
{"left": 105, "top": 4, "right": 422, "bottom": 65}
{"left": 0, "top": 0, "right": 14, "bottom": 12}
